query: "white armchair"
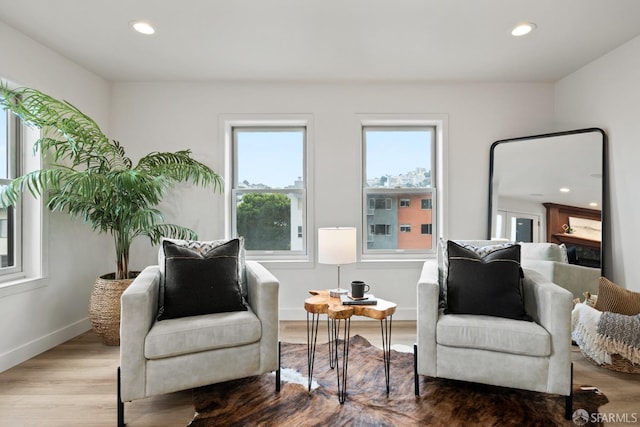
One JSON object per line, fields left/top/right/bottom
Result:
{"left": 414, "top": 240, "right": 574, "bottom": 419}
{"left": 117, "top": 259, "right": 279, "bottom": 427}
{"left": 519, "top": 242, "right": 600, "bottom": 299}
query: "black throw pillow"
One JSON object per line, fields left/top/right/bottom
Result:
{"left": 445, "top": 240, "right": 531, "bottom": 321}
{"left": 157, "top": 238, "right": 247, "bottom": 321}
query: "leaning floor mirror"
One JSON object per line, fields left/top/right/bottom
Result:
{"left": 488, "top": 128, "right": 607, "bottom": 271}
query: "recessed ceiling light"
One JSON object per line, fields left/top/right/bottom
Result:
{"left": 559, "top": 187, "right": 570, "bottom": 193}
{"left": 511, "top": 22, "right": 536, "bottom": 37}
{"left": 131, "top": 21, "right": 155, "bottom": 35}
{"left": 589, "top": 202, "right": 599, "bottom": 207}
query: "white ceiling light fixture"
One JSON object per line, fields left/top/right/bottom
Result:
{"left": 511, "top": 22, "right": 537, "bottom": 37}
{"left": 559, "top": 187, "right": 570, "bottom": 193}
{"left": 131, "top": 20, "right": 155, "bottom": 35}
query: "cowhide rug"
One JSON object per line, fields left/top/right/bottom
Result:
{"left": 190, "top": 335, "right": 608, "bottom": 426}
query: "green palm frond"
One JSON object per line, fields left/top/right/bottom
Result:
{"left": 144, "top": 224, "right": 199, "bottom": 245}
{"left": 136, "top": 150, "right": 223, "bottom": 189}
{"left": 0, "top": 82, "right": 223, "bottom": 279}
{"left": 0, "top": 83, "right": 114, "bottom": 167}
{"left": 0, "top": 168, "right": 71, "bottom": 206}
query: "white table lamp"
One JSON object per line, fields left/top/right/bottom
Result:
{"left": 318, "top": 227, "right": 357, "bottom": 297}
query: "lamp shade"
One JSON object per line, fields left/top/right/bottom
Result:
{"left": 318, "top": 227, "right": 357, "bottom": 265}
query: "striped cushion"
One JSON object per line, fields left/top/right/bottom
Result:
{"left": 594, "top": 277, "right": 640, "bottom": 315}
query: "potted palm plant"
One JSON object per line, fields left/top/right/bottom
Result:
{"left": 0, "top": 83, "right": 222, "bottom": 345}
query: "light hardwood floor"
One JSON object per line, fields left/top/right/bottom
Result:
{"left": 0, "top": 321, "right": 638, "bottom": 427}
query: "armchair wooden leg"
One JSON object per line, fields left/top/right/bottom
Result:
{"left": 117, "top": 367, "right": 125, "bottom": 427}
{"left": 413, "top": 344, "right": 419, "bottom": 396}
{"left": 565, "top": 362, "right": 573, "bottom": 420}
{"left": 275, "top": 341, "right": 281, "bottom": 392}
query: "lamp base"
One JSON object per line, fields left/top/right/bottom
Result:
{"left": 329, "top": 288, "right": 349, "bottom": 298}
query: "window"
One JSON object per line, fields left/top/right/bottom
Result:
{"left": 369, "top": 198, "right": 391, "bottom": 210}
{"left": 0, "top": 104, "right": 21, "bottom": 276}
{"left": 363, "top": 125, "right": 436, "bottom": 254}
{"left": 0, "top": 90, "right": 45, "bottom": 295}
{"left": 370, "top": 224, "right": 391, "bottom": 237}
{"left": 230, "top": 125, "right": 307, "bottom": 258}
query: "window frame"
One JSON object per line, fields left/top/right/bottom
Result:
{"left": 358, "top": 115, "right": 447, "bottom": 261}
{"left": 0, "top": 106, "right": 22, "bottom": 277}
{"left": 0, "top": 105, "right": 47, "bottom": 297}
{"left": 223, "top": 115, "right": 314, "bottom": 263}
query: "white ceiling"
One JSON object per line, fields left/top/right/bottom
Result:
{"left": 1, "top": 0, "right": 640, "bottom": 83}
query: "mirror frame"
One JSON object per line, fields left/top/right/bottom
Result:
{"left": 487, "top": 128, "right": 607, "bottom": 272}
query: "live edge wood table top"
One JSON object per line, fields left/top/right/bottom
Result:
{"left": 304, "top": 289, "right": 397, "bottom": 320}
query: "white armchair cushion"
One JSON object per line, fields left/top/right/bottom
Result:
{"left": 144, "top": 308, "right": 262, "bottom": 359}
{"left": 436, "top": 313, "right": 551, "bottom": 357}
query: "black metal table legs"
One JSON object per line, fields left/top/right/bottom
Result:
{"left": 327, "top": 316, "right": 336, "bottom": 369}
{"left": 330, "top": 317, "right": 351, "bottom": 404}
{"left": 380, "top": 316, "right": 393, "bottom": 394}
{"left": 306, "top": 313, "right": 393, "bottom": 403}
{"left": 306, "top": 312, "right": 320, "bottom": 392}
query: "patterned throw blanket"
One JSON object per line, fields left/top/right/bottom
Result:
{"left": 596, "top": 311, "right": 640, "bottom": 365}
{"left": 572, "top": 304, "right": 607, "bottom": 364}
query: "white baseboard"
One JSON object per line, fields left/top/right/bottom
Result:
{"left": 279, "top": 307, "right": 415, "bottom": 321}
{"left": 0, "top": 317, "right": 91, "bottom": 373}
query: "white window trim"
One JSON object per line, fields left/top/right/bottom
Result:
{"left": 0, "top": 124, "right": 48, "bottom": 297}
{"left": 357, "top": 114, "right": 448, "bottom": 262}
{"left": 0, "top": 107, "right": 22, "bottom": 277}
{"left": 220, "top": 114, "right": 314, "bottom": 264}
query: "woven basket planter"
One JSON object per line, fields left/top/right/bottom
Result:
{"left": 582, "top": 350, "right": 640, "bottom": 374}
{"left": 89, "top": 272, "right": 138, "bottom": 346}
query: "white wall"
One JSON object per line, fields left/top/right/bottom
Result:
{"left": 111, "top": 81, "right": 554, "bottom": 320}
{"left": 555, "top": 35, "right": 640, "bottom": 291}
{"left": 0, "top": 21, "right": 112, "bottom": 371}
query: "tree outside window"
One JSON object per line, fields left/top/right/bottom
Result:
{"left": 232, "top": 127, "right": 306, "bottom": 255}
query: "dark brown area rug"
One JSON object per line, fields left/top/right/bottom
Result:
{"left": 191, "top": 335, "right": 608, "bottom": 427}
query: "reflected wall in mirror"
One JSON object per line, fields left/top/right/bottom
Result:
{"left": 488, "top": 128, "right": 606, "bottom": 270}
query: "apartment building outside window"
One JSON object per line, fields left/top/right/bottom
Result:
{"left": 0, "top": 103, "right": 21, "bottom": 276}
{"left": 363, "top": 125, "right": 436, "bottom": 254}
{"left": 231, "top": 126, "right": 307, "bottom": 258}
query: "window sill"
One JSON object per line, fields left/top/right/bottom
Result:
{"left": 361, "top": 252, "right": 436, "bottom": 262}
{"left": 0, "top": 276, "right": 47, "bottom": 298}
{"left": 357, "top": 258, "right": 431, "bottom": 269}
{"left": 246, "top": 257, "right": 314, "bottom": 269}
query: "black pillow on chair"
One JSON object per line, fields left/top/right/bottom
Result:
{"left": 157, "top": 238, "right": 247, "bottom": 321}
{"left": 445, "top": 240, "right": 530, "bottom": 321}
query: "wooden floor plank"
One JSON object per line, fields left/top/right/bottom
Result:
{"left": 0, "top": 321, "right": 638, "bottom": 427}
